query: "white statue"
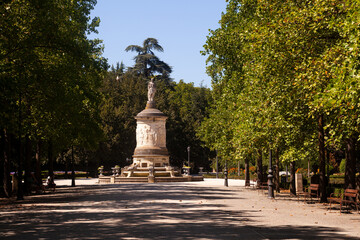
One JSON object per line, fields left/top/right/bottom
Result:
{"left": 148, "top": 78, "right": 156, "bottom": 102}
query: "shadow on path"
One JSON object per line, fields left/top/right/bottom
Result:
{"left": 0, "top": 183, "right": 357, "bottom": 240}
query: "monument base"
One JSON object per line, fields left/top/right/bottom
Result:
{"left": 131, "top": 154, "right": 169, "bottom": 168}
{"left": 98, "top": 175, "right": 204, "bottom": 184}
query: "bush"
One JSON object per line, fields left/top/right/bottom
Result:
{"left": 41, "top": 171, "right": 88, "bottom": 179}
{"left": 329, "top": 174, "right": 345, "bottom": 184}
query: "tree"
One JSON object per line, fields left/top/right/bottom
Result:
{"left": 125, "top": 38, "right": 172, "bottom": 78}
{"left": 159, "top": 80, "right": 212, "bottom": 169}
{"left": 0, "top": 0, "right": 106, "bottom": 197}
{"left": 201, "top": 0, "right": 360, "bottom": 199}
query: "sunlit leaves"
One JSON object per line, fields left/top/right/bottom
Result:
{"left": 0, "top": 0, "right": 107, "bottom": 151}
{"left": 200, "top": 0, "right": 360, "bottom": 167}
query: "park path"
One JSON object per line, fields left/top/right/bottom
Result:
{"left": 0, "top": 179, "right": 359, "bottom": 239}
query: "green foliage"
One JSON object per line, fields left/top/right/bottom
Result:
{"left": 161, "top": 80, "right": 212, "bottom": 168}
{"left": 0, "top": 0, "right": 107, "bottom": 147}
{"left": 200, "top": 0, "right": 360, "bottom": 177}
{"left": 125, "top": 38, "right": 172, "bottom": 78}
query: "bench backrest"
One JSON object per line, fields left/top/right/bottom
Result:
{"left": 309, "top": 184, "right": 319, "bottom": 191}
{"left": 344, "top": 189, "right": 359, "bottom": 200}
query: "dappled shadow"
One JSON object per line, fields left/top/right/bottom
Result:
{"left": 0, "top": 183, "right": 358, "bottom": 239}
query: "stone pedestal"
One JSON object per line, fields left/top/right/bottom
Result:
{"left": 131, "top": 104, "right": 169, "bottom": 168}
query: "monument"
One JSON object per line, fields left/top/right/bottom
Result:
{"left": 98, "top": 77, "right": 203, "bottom": 183}
{"left": 125, "top": 78, "right": 171, "bottom": 172}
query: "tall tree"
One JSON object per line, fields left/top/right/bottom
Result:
{"left": 0, "top": 0, "right": 106, "bottom": 197}
{"left": 125, "top": 38, "right": 172, "bottom": 78}
{"left": 201, "top": 0, "right": 360, "bottom": 200}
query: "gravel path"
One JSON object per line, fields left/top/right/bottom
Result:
{"left": 0, "top": 178, "right": 359, "bottom": 239}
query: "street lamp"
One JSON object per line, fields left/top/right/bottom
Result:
{"left": 268, "top": 145, "right": 275, "bottom": 199}
{"left": 224, "top": 159, "right": 228, "bottom": 187}
{"left": 187, "top": 146, "right": 191, "bottom": 175}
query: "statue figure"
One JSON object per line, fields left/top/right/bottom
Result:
{"left": 148, "top": 78, "right": 156, "bottom": 102}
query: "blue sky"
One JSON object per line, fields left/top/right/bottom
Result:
{"left": 89, "top": 0, "right": 227, "bottom": 88}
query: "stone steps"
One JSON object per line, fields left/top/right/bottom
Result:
{"left": 98, "top": 175, "right": 203, "bottom": 183}
{"left": 114, "top": 177, "right": 148, "bottom": 183}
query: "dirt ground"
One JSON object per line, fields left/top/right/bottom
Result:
{"left": 0, "top": 178, "right": 359, "bottom": 239}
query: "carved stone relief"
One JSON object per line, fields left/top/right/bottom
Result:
{"left": 136, "top": 120, "right": 166, "bottom": 147}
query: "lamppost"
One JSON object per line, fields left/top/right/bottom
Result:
{"left": 268, "top": 145, "right": 275, "bottom": 199}
{"left": 187, "top": 146, "right": 190, "bottom": 175}
{"left": 224, "top": 159, "right": 228, "bottom": 187}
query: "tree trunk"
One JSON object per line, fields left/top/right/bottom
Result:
{"left": 71, "top": 145, "right": 75, "bottom": 187}
{"left": 345, "top": 136, "right": 356, "bottom": 189}
{"left": 0, "top": 130, "right": 3, "bottom": 197}
{"left": 318, "top": 114, "right": 327, "bottom": 203}
{"left": 35, "top": 140, "right": 42, "bottom": 187}
{"left": 256, "top": 149, "right": 263, "bottom": 187}
{"left": 290, "top": 161, "right": 296, "bottom": 196}
{"left": 2, "top": 130, "right": 12, "bottom": 197}
{"left": 245, "top": 158, "right": 250, "bottom": 186}
{"left": 275, "top": 148, "right": 280, "bottom": 193}
{"left": 23, "top": 135, "right": 31, "bottom": 195}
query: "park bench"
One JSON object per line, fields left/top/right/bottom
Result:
{"left": 329, "top": 189, "right": 359, "bottom": 214}
{"left": 297, "top": 183, "right": 319, "bottom": 202}
{"left": 245, "top": 179, "right": 256, "bottom": 188}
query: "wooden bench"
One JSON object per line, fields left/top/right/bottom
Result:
{"left": 329, "top": 189, "right": 359, "bottom": 214}
{"left": 298, "top": 184, "right": 319, "bottom": 202}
